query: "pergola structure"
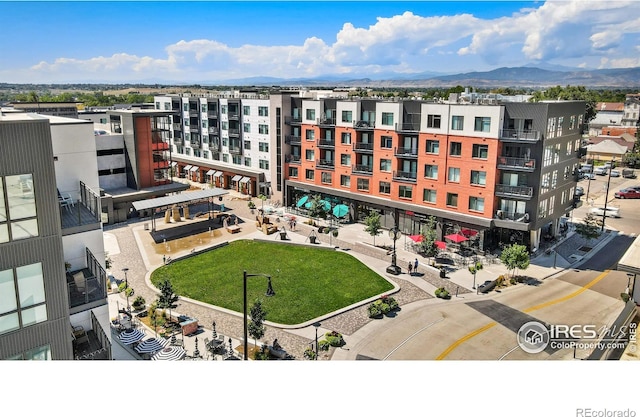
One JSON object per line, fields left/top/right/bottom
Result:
{"left": 131, "top": 188, "right": 229, "bottom": 231}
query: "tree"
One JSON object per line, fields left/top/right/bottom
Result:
{"left": 247, "top": 299, "right": 267, "bottom": 353}
{"left": 500, "top": 244, "right": 530, "bottom": 278}
{"left": 529, "top": 85, "right": 597, "bottom": 123}
{"left": 307, "top": 194, "right": 327, "bottom": 219}
{"left": 157, "top": 279, "right": 179, "bottom": 322}
{"left": 363, "top": 210, "right": 382, "bottom": 246}
{"left": 574, "top": 213, "right": 602, "bottom": 243}
{"left": 418, "top": 215, "right": 439, "bottom": 259}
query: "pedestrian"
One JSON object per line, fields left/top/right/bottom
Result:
{"left": 292, "top": 219, "right": 297, "bottom": 230}
{"left": 408, "top": 262, "right": 413, "bottom": 275}
{"left": 414, "top": 258, "right": 419, "bottom": 274}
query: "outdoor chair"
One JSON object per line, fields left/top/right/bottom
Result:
{"left": 71, "top": 324, "right": 89, "bottom": 347}
{"left": 57, "top": 189, "right": 74, "bottom": 212}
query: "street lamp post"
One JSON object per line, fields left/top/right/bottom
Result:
{"left": 122, "top": 267, "right": 130, "bottom": 314}
{"left": 386, "top": 227, "right": 401, "bottom": 275}
{"left": 472, "top": 251, "right": 478, "bottom": 291}
{"left": 601, "top": 158, "right": 615, "bottom": 232}
{"left": 312, "top": 322, "right": 321, "bottom": 360}
{"left": 243, "top": 270, "right": 275, "bottom": 360}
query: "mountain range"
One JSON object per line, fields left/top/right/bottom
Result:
{"left": 220, "top": 66, "right": 640, "bottom": 88}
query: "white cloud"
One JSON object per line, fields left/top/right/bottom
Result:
{"left": 16, "top": 1, "right": 640, "bottom": 82}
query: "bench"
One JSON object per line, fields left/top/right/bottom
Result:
{"left": 268, "top": 346, "right": 288, "bottom": 359}
{"left": 226, "top": 225, "right": 241, "bottom": 234}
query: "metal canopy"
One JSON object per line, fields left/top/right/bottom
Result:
{"left": 240, "top": 177, "right": 251, "bottom": 183}
{"left": 183, "top": 165, "right": 193, "bottom": 171}
{"left": 131, "top": 188, "right": 229, "bottom": 212}
{"left": 213, "top": 171, "right": 223, "bottom": 177}
{"left": 231, "top": 175, "right": 242, "bottom": 182}
{"left": 206, "top": 169, "right": 216, "bottom": 176}
{"left": 189, "top": 166, "right": 199, "bottom": 172}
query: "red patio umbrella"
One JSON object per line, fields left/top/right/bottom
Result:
{"left": 409, "top": 235, "right": 423, "bottom": 243}
{"left": 461, "top": 228, "right": 478, "bottom": 238}
{"left": 444, "top": 233, "right": 469, "bottom": 243}
{"left": 435, "top": 240, "right": 447, "bottom": 249}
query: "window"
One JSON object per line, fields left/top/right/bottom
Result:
{"left": 341, "top": 154, "right": 351, "bottom": 166}
{"left": 399, "top": 185, "right": 412, "bottom": 199}
{"left": 566, "top": 140, "right": 573, "bottom": 156}
{"left": 474, "top": 117, "right": 491, "bottom": 132}
{"left": 258, "top": 106, "right": 268, "bottom": 117}
{"left": 222, "top": 137, "right": 228, "bottom": 146}
{"left": 305, "top": 150, "right": 315, "bottom": 161}
{"left": 446, "top": 193, "right": 458, "bottom": 207}
{"left": 380, "top": 159, "right": 391, "bottom": 172}
{"left": 547, "top": 117, "right": 556, "bottom": 139}
{"left": 423, "top": 189, "right": 437, "bottom": 203}
{"left": 321, "top": 172, "right": 332, "bottom": 184}
{"left": 183, "top": 103, "right": 188, "bottom": 111}
{"left": 243, "top": 106, "right": 250, "bottom": 116}
{"left": 427, "top": 114, "right": 441, "bottom": 129}
{"left": 259, "top": 142, "right": 269, "bottom": 152}
{"left": 341, "top": 110, "right": 352, "bottom": 123}
{"left": 244, "top": 158, "right": 252, "bottom": 167}
{"left": 341, "top": 132, "right": 351, "bottom": 145}
{"left": 222, "top": 154, "right": 229, "bottom": 163}
{"left": 451, "top": 115, "right": 464, "bottom": 130}
{"left": 305, "top": 169, "right": 315, "bottom": 180}
{"left": 258, "top": 124, "right": 269, "bottom": 134}
{"left": 201, "top": 103, "right": 207, "bottom": 113}
{"left": 556, "top": 116, "right": 564, "bottom": 137}
{"left": 221, "top": 121, "right": 228, "bottom": 130}
{"left": 0, "top": 263, "right": 47, "bottom": 336}
{"left": 244, "top": 140, "right": 251, "bottom": 150}
{"left": 470, "top": 170, "right": 486, "bottom": 186}
{"left": 232, "top": 155, "right": 242, "bottom": 165}
{"left": 569, "top": 115, "right": 576, "bottom": 130}
{"left": 379, "top": 181, "right": 391, "bottom": 194}
{"left": 221, "top": 105, "right": 227, "bottom": 114}
{"left": 357, "top": 178, "right": 369, "bottom": 191}
{"left": 424, "top": 164, "right": 438, "bottom": 179}
{"left": 259, "top": 160, "right": 270, "bottom": 169}
{"left": 450, "top": 142, "right": 462, "bottom": 156}
{"left": 448, "top": 167, "right": 460, "bottom": 182}
{"left": 340, "top": 175, "right": 351, "bottom": 187}
{"left": 380, "top": 136, "right": 393, "bottom": 149}
{"left": 202, "top": 120, "right": 208, "bottom": 129}
{"left": 305, "top": 130, "right": 315, "bottom": 141}
{"left": 472, "top": 144, "right": 488, "bottom": 159}
{"left": 381, "top": 112, "right": 394, "bottom": 126}
{"left": 469, "top": 197, "right": 485, "bottom": 212}
{"left": 306, "top": 109, "right": 316, "bottom": 121}
{"left": 243, "top": 123, "right": 251, "bottom": 133}
{"left": 1, "top": 174, "right": 39, "bottom": 243}
{"left": 289, "top": 167, "right": 298, "bottom": 177}
{"left": 426, "top": 140, "right": 439, "bottom": 154}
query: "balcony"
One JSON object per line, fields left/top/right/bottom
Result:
{"left": 393, "top": 170, "right": 417, "bottom": 182}
{"left": 67, "top": 247, "right": 108, "bottom": 312}
{"left": 228, "top": 113, "right": 239, "bottom": 121}
{"left": 188, "top": 109, "right": 199, "bottom": 117}
{"left": 319, "top": 117, "right": 335, "bottom": 127}
{"left": 497, "top": 156, "right": 536, "bottom": 172}
{"left": 173, "top": 123, "right": 182, "bottom": 131}
{"left": 189, "top": 124, "right": 200, "bottom": 131}
{"left": 228, "top": 128, "right": 240, "bottom": 136}
{"left": 353, "top": 142, "right": 374, "bottom": 153}
{"left": 190, "top": 141, "right": 201, "bottom": 149}
{"left": 285, "top": 135, "right": 301, "bottom": 145}
{"left": 317, "top": 139, "right": 335, "bottom": 148}
{"left": 495, "top": 184, "right": 533, "bottom": 199}
{"left": 354, "top": 120, "right": 375, "bottom": 130}
{"left": 352, "top": 165, "right": 373, "bottom": 175}
{"left": 500, "top": 129, "right": 541, "bottom": 142}
{"left": 495, "top": 210, "right": 530, "bottom": 222}
{"left": 285, "top": 154, "right": 301, "bottom": 164}
{"left": 208, "top": 127, "right": 219, "bottom": 135}
{"left": 398, "top": 122, "right": 420, "bottom": 132}
{"left": 577, "top": 147, "right": 587, "bottom": 158}
{"left": 208, "top": 111, "right": 218, "bottom": 118}
{"left": 285, "top": 116, "right": 302, "bottom": 125}
{"left": 316, "top": 160, "right": 335, "bottom": 169}
{"left": 60, "top": 182, "right": 101, "bottom": 235}
{"left": 394, "top": 147, "right": 418, "bottom": 158}
{"left": 229, "top": 146, "right": 243, "bottom": 155}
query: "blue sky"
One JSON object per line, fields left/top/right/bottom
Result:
{"left": 0, "top": 1, "right": 638, "bottom": 83}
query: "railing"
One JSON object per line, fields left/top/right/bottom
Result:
{"left": 353, "top": 142, "right": 374, "bottom": 152}
{"left": 173, "top": 123, "right": 182, "bottom": 131}
{"left": 229, "top": 146, "right": 242, "bottom": 154}
{"left": 285, "top": 116, "right": 302, "bottom": 124}
{"left": 318, "top": 118, "right": 335, "bottom": 126}
{"left": 393, "top": 170, "right": 417, "bottom": 182}
{"left": 90, "top": 310, "right": 112, "bottom": 360}
{"left": 208, "top": 127, "right": 219, "bottom": 135}
{"left": 497, "top": 156, "right": 536, "bottom": 170}
{"left": 284, "top": 135, "right": 301, "bottom": 144}
{"left": 228, "top": 113, "right": 239, "bottom": 120}
{"left": 67, "top": 247, "right": 107, "bottom": 311}
{"left": 495, "top": 184, "right": 533, "bottom": 198}
{"left": 208, "top": 111, "right": 218, "bottom": 118}
{"left": 285, "top": 154, "right": 301, "bottom": 164}
{"left": 188, "top": 110, "right": 199, "bottom": 117}
{"left": 60, "top": 182, "right": 101, "bottom": 232}
{"left": 189, "top": 124, "right": 200, "bottom": 131}
{"left": 398, "top": 122, "right": 420, "bottom": 132}
{"left": 353, "top": 120, "right": 375, "bottom": 129}
{"left": 352, "top": 165, "right": 373, "bottom": 175}
{"left": 317, "top": 139, "right": 335, "bottom": 147}
{"left": 500, "top": 129, "right": 541, "bottom": 142}
{"left": 316, "top": 160, "right": 335, "bottom": 169}
{"left": 228, "top": 128, "right": 240, "bottom": 136}
{"left": 394, "top": 147, "right": 418, "bottom": 157}
{"left": 495, "top": 210, "right": 530, "bottom": 222}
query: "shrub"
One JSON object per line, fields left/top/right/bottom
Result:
{"left": 132, "top": 295, "right": 146, "bottom": 310}
{"left": 379, "top": 302, "right": 391, "bottom": 315}
{"left": 435, "top": 287, "right": 450, "bottom": 299}
{"left": 254, "top": 345, "right": 271, "bottom": 360}
{"left": 496, "top": 276, "right": 505, "bottom": 287}
{"left": 475, "top": 261, "right": 483, "bottom": 271}
{"left": 324, "top": 331, "right": 345, "bottom": 347}
{"left": 383, "top": 296, "right": 399, "bottom": 310}
{"left": 303, "top": 347, "right": 317, "bottom": 360}
{"left": 468, "top": 266, "right": 476, "bottom": 274}
{"left": 318, "top": 340, "right": 331, "bottom": 351}
{"left": 247, "top": 201, "right": 256, "bottom": 209}
{"left": 332, "top": 229, "right": 339, "bottom": 238}
{"left": 118, "top": 282, "right": 127, "bottom": 293}
{"left": 368, "top": 303, "right": 383, "bottom": 318}
{"left": 621, "top": 293, "right": 630, "bottom": 302}
{"left": 510, "top": 278, "right": 517, "bottom": 285}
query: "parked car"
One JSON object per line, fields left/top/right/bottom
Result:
{"left": 589, "top": 207, "right": 621, "bottom": 218}
{"left": 594, "top": 167, "right": 608, "bottom": 176}
{"left": 622, "top": 169, "right": 636, "bottom": 179}
{"left": 581, "top": 173, "right": 596, "bottom": 180}
{"left": 477, "top": 280, "right": 497, "bottom": 294}
{"left": 579, "top": 164, "right": 593, "bottom": 173}
{"left": 575, "top": 186, "right": 584, "bottom": 196}
{"left": 614, "top": 188, "right": 640, "bottom": 199}
{"left": 610, "top": 170, "right": 621, "bottom": 177}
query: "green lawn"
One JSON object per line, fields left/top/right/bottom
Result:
{"left": 150, "top": 240, "right": 393, "bottom": 325}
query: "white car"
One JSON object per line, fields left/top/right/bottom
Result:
{"left": 589, "top": 207, "right": 621, "bottom": 218}
{"left": 610, "top": 170, "right": 621, "bottom": 177}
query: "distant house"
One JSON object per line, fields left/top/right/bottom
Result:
{"left": 586, "top": 139, "right": 630, "bottom": 163}
{"left": 588, "top": 102, "right": 624, "bottom": 136}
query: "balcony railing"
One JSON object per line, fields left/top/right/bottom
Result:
{"left": 188, "top": 110, "right": 199, "bottom": 117}
{"left": 189, "top": 124, "right": 200, "bottom": 131}
{"left": 60, "top": 182, "right": 101, "bottom": 234}
{"left": 228, "top": 113, "right": 239, "bottom": 120}
{"left": 173, "top": 123, "right": 182, "bottom": 131}
{"left": 393, "top": 170, "right": 418, "bottom": 182}
{"left": 352, "top": 165, "right": 373, "bottom": 175}
{"left": 497, "top": 156, "right": 536, "bottom": 171}
{"left": 228, "top": 128, "right": 240, "bottom": 136}
{"left": 316, "top": 160, "right": 335, "bottom": 169}
{"left": 285, "top": 116, "right": 302, "bottom": 124}
{"left": 317, "top": 139, "right": 335, "bottom": 147}
{"left": 208, "top": 111, "right": 218, "bottom": 118}
{"left": 208, "top": 127, "right": 219, "bottom": 135}
{"left": 500, "top": 129, "right": 541, "bottom": 142}
{"left": 495, "top": 184, "right": 533, "bottom": 198}
{"left": 353, "top": 142, "right": 374, "bottom": 152}
{"left": 67, "top": 247, "right": 108, "bottom": 312}
{"left": 285, "top": 135, "right": 301, "bottom": 145}
{"left": 495, "top": 210, "right": 530, "bottom": 222}
{"left": 318, "top": 117, "right": 335, "bottom": 126}
{"left": 229, "top": 146, "right": 242, "bottom": 155}
{"left": 394, "top": 147, "right": 419, "bottom": 157}
{"left": 398, "top": 122, "right": 420, "bottom": 132}
{"left": 354, "top": 120, "right": 375, "bottom": 130}
{"left": 285, "top": 154, "right": 301, "bottom": 164}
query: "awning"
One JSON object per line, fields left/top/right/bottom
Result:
{"left": 231, "top": 175, "right": 242, "bottom": 182}
{"left": 214, "top": 171, "right": 223, "bottom": 177}
{"left": 131, "top": 188, "right": 229, "bottom": 211}
{"left": 189, "top": 166, "right": 199, "bottom": 172}
{"left": 183, "top": 165, "right": 192, "bottom": 171}
{"left": 240, "top": 177, "right": 251, "bottom": 184}
{"left": 206, "top": 170, "right": 216, "bottom": 176}
{"left": 171, "top": 161, "right": 178, "bottom": 167}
